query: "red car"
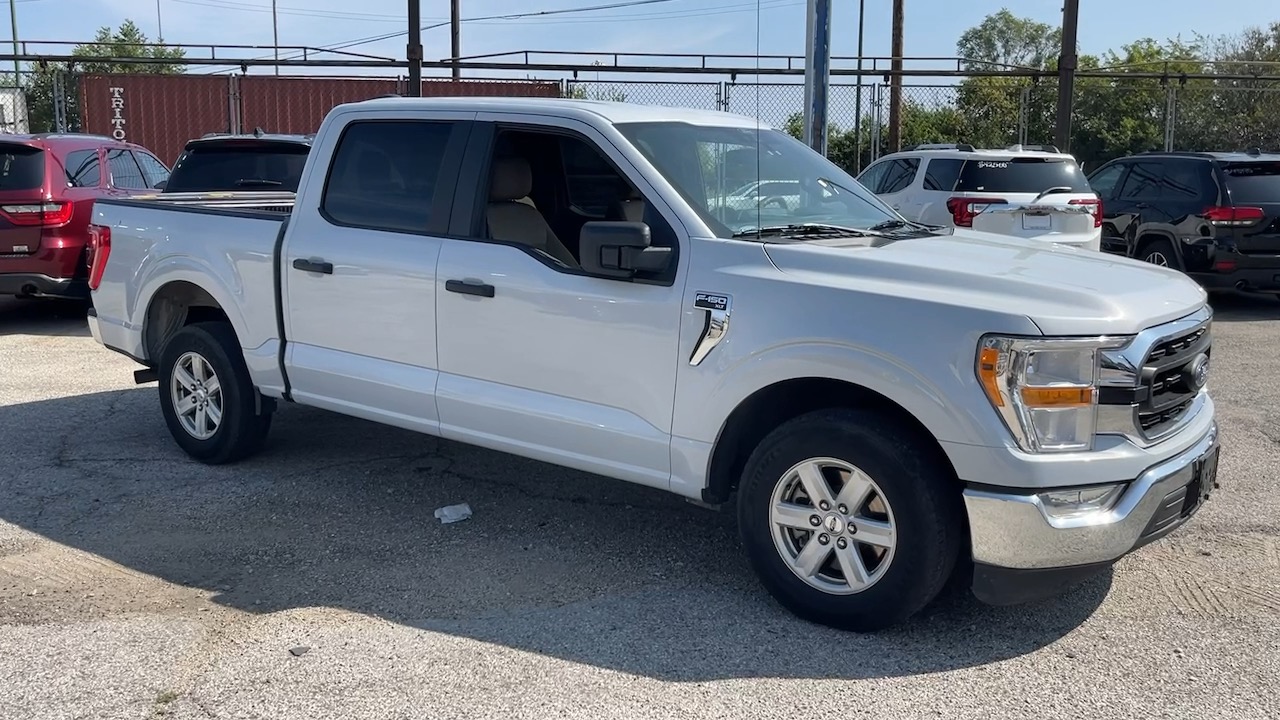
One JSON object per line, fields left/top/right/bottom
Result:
{"left": 0, "top": 133, "right": 170, "bottom": 300}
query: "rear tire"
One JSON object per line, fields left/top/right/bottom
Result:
{"left": 1138, "top": 237, "right": 1181, "bottom": 270}
{"left": 157, "top": 321, "right": 273, "bottom": 464}
{"left": 736, "top": 408, "right": 965, "bottom": 632}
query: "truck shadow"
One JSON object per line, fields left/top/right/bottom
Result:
{"left": 0, "top": 388, "right": 1109, "bottom": 681}
{"left": 0, "top": 297, "right": 91, "bottom": 337}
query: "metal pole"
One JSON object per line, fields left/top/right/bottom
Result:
{"left": 852, "top": 0, "right": 865, "bottom": 171}
{"left": 407, "top": 0, "right": 422, "bottom": 96}
{"left": 8, "top": 0, "right": 18, "bottom": 85}
{"left": 1054, "top": 0, "right": 1080, "bottom": 151}
{"left": 801, "top": 0, "right": 832, "bottom": 154}
{"left": 156, "top": 0, "right": 163, "bottom": 40}
{"left": 272, "top": 0, "right": 279, "bottom": 75}
{"left": 887, "top": 0, "right": 904, "bottom": 152}
{"left": 450, "top": 0, "right": 460, "bottom": 81}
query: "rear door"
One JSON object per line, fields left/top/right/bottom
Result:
{"left": 1218, "top": 160, "right": 1280, "bottom": 254}
{"left": 0, "top": 142, "right": 51, "bottom": 255}
{"left": 281, "top": 112, "right": 472, "bottom": 434}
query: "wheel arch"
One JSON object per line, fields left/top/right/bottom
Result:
{"left": 141, "top": 279, "right": 237, "bottom": 364}
{"left": 701, "top": 376, "right": 961, "bottom": 506}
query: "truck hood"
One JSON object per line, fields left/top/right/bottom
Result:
{"left": 761, "top": 229, "right": 1208, "bottom": 336}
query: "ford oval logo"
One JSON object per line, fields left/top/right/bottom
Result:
{"left": 1183, "top": 353, "right": 1211, "bottom": 391}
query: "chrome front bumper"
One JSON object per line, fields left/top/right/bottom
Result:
{"left": 962, "top": 421, "right": 1219, "bottom": 603}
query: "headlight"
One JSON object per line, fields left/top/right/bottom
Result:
{"left": 976, "top": 335, "right": 1124, "bottom": 453}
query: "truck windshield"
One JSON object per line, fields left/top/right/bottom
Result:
{"left": 0, "top": 144, "right": 46, "bottom": 191}
{"left": 1220, "top": 161, "right": 1280, "bottom": 204}
{"left": 615, "top": 121, "right": 897, "bottom": 238}
{"left": 164, "top": 142, "right": 310, "bottom": 193}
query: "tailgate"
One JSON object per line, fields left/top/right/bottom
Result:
{"left": 968, "top": 197, "right": 1101, "bottom": 250}
{"left": 0, "top": 144, "right": 50, "bottom": 254}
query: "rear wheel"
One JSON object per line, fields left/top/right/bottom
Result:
{"left": 736, "top": 408, "right": 964, "bottom": 632}
{"left": 1138, "top": 237, "right": 1181, "bottom": 270}
{"left": 157, "top": 321, "right": 272, "bottom": 464}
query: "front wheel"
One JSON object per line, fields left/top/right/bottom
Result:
{"left": 737, "top": 408, "right": 965, "bottom": 632}
{"left": 157, "top": 321, "right": 273, "bottom": 464}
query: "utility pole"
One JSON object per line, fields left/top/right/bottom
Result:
{"left": 450, "top": 0, "right": 460, "bottom": 81}
{"left": 407, "top": 0, "right": 422, "bottom": 96}
{"left": 272, "top": 0, "right": 279, "bottom": 75}
{"left": 852, "top": 0, "right": 866, "bottom": 171}
{"left": 8, "top": 0, "right": 18, "bottom": 85}
{"left": 1054, "top": 0, "right": 1080, "bottom": 151}
{"left": 887, "top": 0, "right": 904, "bottom": 153}
{"left": 801, "top": 0, "right": 832, "bottom": 155}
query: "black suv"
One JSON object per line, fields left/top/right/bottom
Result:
{"left": 161, "top": 129, "right": 314, "bottom": 194}
{"left": 1087, "top": 150, "right": 1280, "bottom": 296}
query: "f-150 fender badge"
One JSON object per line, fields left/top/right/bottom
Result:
{"left": 690, "top": 291, "right": 731, "bottom": 366}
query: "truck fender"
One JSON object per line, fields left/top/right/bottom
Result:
{"left": 133, "top": 260, "right": 253, "bottom": 363}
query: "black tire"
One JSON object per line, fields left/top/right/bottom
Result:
{"left": 1137, "top": 237, "right": 1182, "bottom": 270}
{"left": 736, "top": 408, "right": 965, "bottom": 632}
{"left": 157, "top": 321, "right": 273, "bottom": 464}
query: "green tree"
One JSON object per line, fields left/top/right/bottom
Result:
{"left": 26, "top": 20, "right": 185, "bottom": 133}
{"left": 956, "top": 9, "right": 1061, "bottom": 71}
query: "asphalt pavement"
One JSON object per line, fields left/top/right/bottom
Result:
{"left": 1, "top": 294, "right": 1277, "bottom": 720}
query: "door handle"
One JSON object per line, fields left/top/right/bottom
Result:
{"left": 292, "top": 257, "right": 333, "bottom": 275}
{"left": 445, "top": 279, "right": 495, "bottom": 298}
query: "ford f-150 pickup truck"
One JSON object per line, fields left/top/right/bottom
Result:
{"left": 86, "top": 97, "right": 1221, "bottom": 632}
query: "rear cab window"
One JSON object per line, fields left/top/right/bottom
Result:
{"left": 955, "top": 156, "right": 1091, "bottom": 193}
{"left": 0, "top": 143, "right": 47, "bottom": 191}
{"left": 165, "top": 141, "right": 311, "bottom": 193}
{"left": 1220, "top": 161, "right": 1280, "bottom": 204}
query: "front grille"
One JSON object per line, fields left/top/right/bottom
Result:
{"left": 1136, "top": 323, "right": 1211, "bottom": 440}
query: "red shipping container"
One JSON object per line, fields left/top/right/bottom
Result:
{"left": 79, "top": 74, "right": 235, "bottom": 164}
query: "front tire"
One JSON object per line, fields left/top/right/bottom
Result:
{"left": 737, "top": 408, "right": 964, "bottom": 632}
{"left": 157, "top": 321, "right": 272, "bottom": 464}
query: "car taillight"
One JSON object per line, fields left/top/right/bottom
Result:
{"left": 1069, "top": 197, "right": 1103, "bottom": 228}
{"left": 1204, "top": 206, "right": 1265, "bottom": 227}
{"left": 0, "top": 201, "right": 73, "bottom": 227}
{"left": 946, "top": 197, "right": 1007, "bottom": 227}
{"left": 87, "top": 224, "right": 111, "bottom": 291}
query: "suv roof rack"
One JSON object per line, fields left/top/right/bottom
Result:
{"left": 903, "top": 143, "right": 976, "bottom": 152}
{"left": 1005, "top": 143, "right": 1061, "bottom": 153}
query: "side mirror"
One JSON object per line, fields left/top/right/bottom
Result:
{"left": 579, "top": 221, "right": 672, "bottom": 279}
{"left": 153, "top": 180, "right": 167, "bottom": 191}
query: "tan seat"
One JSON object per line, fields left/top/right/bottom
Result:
{"left": 486, "top": 157, "right": 578, "bottom": 268}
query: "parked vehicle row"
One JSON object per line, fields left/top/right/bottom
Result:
{"left": 853, "top": 143, "right": 1280, "bottom": 300}
{"left": 0, "top": 128, "right": 314, "bottom": 302}
{"left": 86, "top": 96, "right": 1220, "bottom": 633}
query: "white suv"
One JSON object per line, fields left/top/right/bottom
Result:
{"left": 857, "top": 144, "right": 1103, "bottom": 251}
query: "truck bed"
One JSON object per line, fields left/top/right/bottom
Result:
{"left": 89, "top": 196, "right": 290, "bottom": 395}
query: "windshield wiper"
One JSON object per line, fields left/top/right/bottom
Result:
{"left": 731, "top": 222, "right": 886, "bottom": 239}
{"left": 234, "top": 178, "right": 284, "bottom": 187}
{"left": 867, "top": 218, "right": 934, "bottom": 232}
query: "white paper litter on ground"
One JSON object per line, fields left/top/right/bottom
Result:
{"left": 434, "top": 503, "right": 473, "bottom": 524}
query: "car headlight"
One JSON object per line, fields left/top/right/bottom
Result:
{"left": 976, "top": 335, "right": 1125, "bottom": 453}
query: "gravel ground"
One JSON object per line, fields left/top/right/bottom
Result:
{"left": 0, "top": 293, "right": 1277, "bottom": 720}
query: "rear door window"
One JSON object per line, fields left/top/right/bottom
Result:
{"left": 107, "top": 149, "right": 148, "bottom": 189}
{"left": 165, "top": 142, "right": 310, "bottom": 193}
{"left": 0, "top": 144, "right": 46, "bottom": 191}
{"left": 133, "top": 151, "right": 171, "bottom": 189}
{"left": 955, "top": 157, "right": 1091, "bottom": 193}
{"left": 65, "top": 149, "right": 102, "bottom": 187}
{"left": 1220, "top": 161, "right": 1280, "bottom": 204}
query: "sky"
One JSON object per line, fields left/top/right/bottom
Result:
{"left": 5, "top": 0, "right": 1277, "bottom": 79}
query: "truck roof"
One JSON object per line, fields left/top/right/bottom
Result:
{"left": 345, "top": 96, "right": 770, "bottom": 129}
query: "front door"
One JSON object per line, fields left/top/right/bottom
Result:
{"left": 433, "top": 117, "right": 688, "bottom": 490}
{"left": 281, "top": 114, "right": 472, "bottom": 434}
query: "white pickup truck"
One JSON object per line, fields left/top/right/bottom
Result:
{"left": 86, "top": 97, "right": 1220, "bottom": 632}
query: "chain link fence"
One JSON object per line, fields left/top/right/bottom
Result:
{"left": 6, "top": 65, "right": 1278, "bottom": 172}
